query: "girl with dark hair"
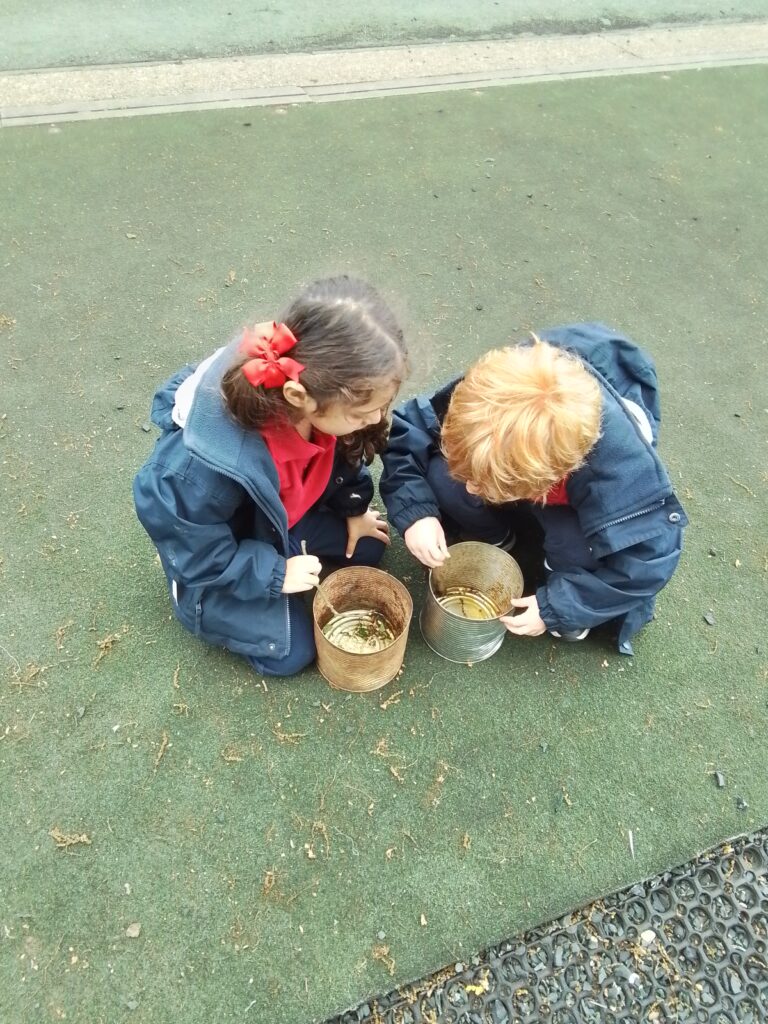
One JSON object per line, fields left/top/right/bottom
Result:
{"left": 133, "top": 277, "right": 407, "bottom": 676}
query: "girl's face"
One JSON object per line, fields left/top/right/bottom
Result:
{"left": 303, "top": 382, "right": 398, "bottom": 437}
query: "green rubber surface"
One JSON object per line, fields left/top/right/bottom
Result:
{"left": 1, "top": 1, "right": 767, "bottom": 71}
{"left": 1, "top": 65, "right": 767, "bottom": 1024}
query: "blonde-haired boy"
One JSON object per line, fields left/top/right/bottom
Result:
{"left": 381, "top": 323, "right": 687, "bottom": 655}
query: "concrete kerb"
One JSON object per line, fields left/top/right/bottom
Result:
{"left": 1, "top": 20, "right": 767, "bottom": 126}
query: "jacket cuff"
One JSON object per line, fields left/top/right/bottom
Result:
{"left": 392, "top": 501, "right": 442, "bottom": 536}
{"left": 269, "top": 557, "right": 287, "bottom": 599}
{"left": 535, "top": 584, "right": 561, "bottom": 632}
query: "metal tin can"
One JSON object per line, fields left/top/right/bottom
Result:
{"left": 313, "top": 566, "right": 413, "bottom": 691}
{"left": 420, "top": 541, "right": 524, "bottom": 664}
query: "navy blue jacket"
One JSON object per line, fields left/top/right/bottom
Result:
{"left": 133, "top": 344, "right": 373, "bottom": 661}
{"left": 380, "top": 324, "right": 688, "bottom": 654}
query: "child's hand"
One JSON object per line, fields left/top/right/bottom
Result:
{"left": 500, "top": 596, "right": 547, "bottom": 636}
{"left": 403, "top": 517, "right": 451, "bottom": 568}
{"left": 346, "top": 509, "right": 390, "bottom": 558}
{"left": 282, "top": 554, "right": 322, "bottom": 593}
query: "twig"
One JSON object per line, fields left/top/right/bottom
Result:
{"left": 154, "top": 730, "right": 169, "bottom": 769}
{"left": 0, "top": 643, "right": 20, "bottom": 674}
{"left": 727, "top": 475, "right": 756, "bottom": 497}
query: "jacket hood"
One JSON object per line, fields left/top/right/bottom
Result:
{"left": 171, "top": 348, "right": 224, "bottom": 428}
{"left": 149, "top": 342, "right": 283, "bottom": 514}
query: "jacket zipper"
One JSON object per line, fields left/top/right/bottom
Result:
{"left": 200, "top": 461, "right": 292, "bottom": 655}
{"left": 194, "top": 459, "right": 288, "bottom": 547}
{"left": 597, "top": 498, "right": 665, "bottom": 532}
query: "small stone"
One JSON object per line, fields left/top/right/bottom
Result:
{"left": 141, "top": 421, "right": 152, "bottom": 433}
{"left": 713, "top": 771, "right": 725, "bottom": 788}
{"left": 377, "top": 930, "right": 386, "bottom": 940}
{"left": 126, "top": 999, "right": 139, "bottom": 1011}
{"left": 125, "top": 922, "right": 141, "bottom": 938}
{"left": 736, "top": 797, "right": 748, "bottom": 811}
{"left": 640, "top": 929, "right": 656, "bottom": 947}
{"left": 475, "top": 304, "right": 483, "bottom": 311}
{"left": 703, "top": 610, "right": 716, "bottom": 626}
{"left": 708, "top": 547, "right": 718, "bottom": 556}
{"left": 455, "top": 962, "right": 465, "bottom": 974}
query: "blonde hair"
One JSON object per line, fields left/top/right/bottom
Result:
{"left": 441, "top": 338, "right": 602, "bottom": 503}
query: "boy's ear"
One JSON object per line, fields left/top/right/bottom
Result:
{"left": 282, "top": 380, "right": 317, "bottom": 412}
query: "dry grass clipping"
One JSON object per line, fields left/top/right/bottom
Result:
{"left": 154, "top": 730, "right": 169, "bottom": 769}
{"left": 93, "top": 625, "right": 129, "bottom": 667}
{"left": 50, "top": 827, "right": 91, "bottom": 849}
{"left": 9, "top": 662, "right": 49, "bottom": 690}
{"left": 373, "top": 943, "right": 396, "bottom": 976}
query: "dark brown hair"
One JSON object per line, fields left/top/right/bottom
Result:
{"left": 221, "top": 276, "right": 407, "bottom": 464}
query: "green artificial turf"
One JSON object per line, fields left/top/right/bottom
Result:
{"left": 1, "top": 66, "right": 767, "bottom": 1023}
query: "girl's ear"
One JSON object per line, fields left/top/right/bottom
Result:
{"left": 282, "top": 380, "right": 318, "bottom": 413}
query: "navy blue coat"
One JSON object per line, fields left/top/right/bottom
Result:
{"left": 380, "top": 324, "right": 688, "bottom": 654}
{"left": 133, "top": 344, "right": 373, "bottom": 661}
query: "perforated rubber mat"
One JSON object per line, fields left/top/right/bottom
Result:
{"left": 328, "top": 830, "right": 768, "bottom": 1024}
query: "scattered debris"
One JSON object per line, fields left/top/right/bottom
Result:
{"left": 379, "top": 691, "right": 402, "bottom": 710}
{"left": 221, "top": 744, "right": 243, "bottom": 763}
{"left": 727, "top": 475, "right": 756, "bottom": 497}
{"left": 54, "top": 620, "right": 73, "bottom": 651}
{"left": 153, "top": 730, "right": 169, "bottom": 770}
{"left": 465, "top": 972, "right": 490, "bottom": 995}
{"left": 420, "top": 914, "right": 427, "bottom": 927}
{"left": 424, "top": 760, "right": 452, "bottom": 809}
{"left": 9, "top": 662, "right": 48, "bottom": 689}
{"left": 373, "top": 943, "right": 396, "bottom": 976}
{"left": 628, "top": 829, "right": 635, "bottom": 860}
{"left": 272, "top": 724, "right": 306, "bottom": 745}
{"left": 50, "top": 827, "right": 91, "bottom": 850}
{"left": 736, "top": 796, "right": 749, "bottom": 811}
{"left": 93, "top": 625, "right": 129, "bottom": 667}
{"left": 172, "top": 663, "right": 180, "bottom": 689}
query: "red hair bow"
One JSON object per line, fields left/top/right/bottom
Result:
{"left": 240, "top": 321, "right": 305, "bottom": 388}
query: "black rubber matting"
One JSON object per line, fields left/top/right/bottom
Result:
{"left": 328, "top": 830, "right": 768, "bottom": 1024}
